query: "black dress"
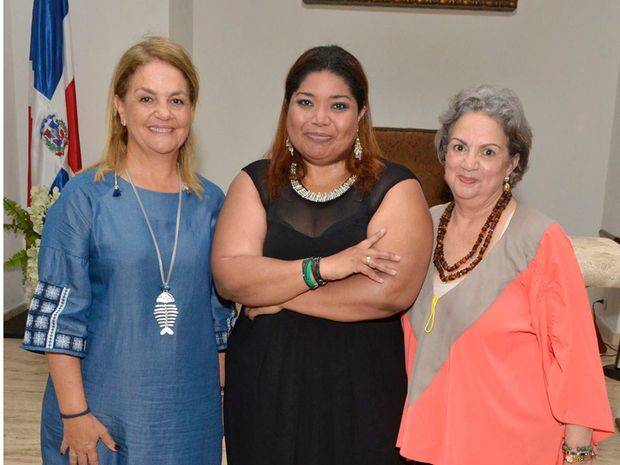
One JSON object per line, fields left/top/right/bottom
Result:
{"left": 224, "top": 159, "right": 416, "bottom": 465}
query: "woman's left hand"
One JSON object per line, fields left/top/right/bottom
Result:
{"left": 245, "top": 305, "right": 282, "bottom": 320}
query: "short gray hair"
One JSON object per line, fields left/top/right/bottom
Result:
{"left": 435, "top": 85, "right": 532, "bottom": 185}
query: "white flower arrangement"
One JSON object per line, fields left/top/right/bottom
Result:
{"left": 4, "top": 185, "right": 60, "bottom": 299}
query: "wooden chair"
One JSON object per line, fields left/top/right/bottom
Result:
{"left": 374, "top": 127, "right": 451, "bottom": 207}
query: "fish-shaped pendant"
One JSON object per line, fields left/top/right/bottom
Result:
{"left": 153, "top": 290, "right": 179, "bottom": 336}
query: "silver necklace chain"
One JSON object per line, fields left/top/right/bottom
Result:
{"left": 125, "top": 168, "right": 182, "bottom": 289}
{"left": 289, "top": 162, "right": 357, "bottom": 203}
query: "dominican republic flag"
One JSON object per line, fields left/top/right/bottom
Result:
{"left": 28, "top": 0, "right": 81, "bottom": 200}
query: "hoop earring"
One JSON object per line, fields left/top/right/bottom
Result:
{"left": 503, "top": 176, "right": 511, "bottom": 192}
{"left": 354, "top": 135, "right": 362, "bottom": 161}
{"left": 285, "top": 138, "right": 294, "bottom": 157}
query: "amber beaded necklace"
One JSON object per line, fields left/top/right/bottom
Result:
{"left": 433, "top": 190, "right": 512, "bottom": 282}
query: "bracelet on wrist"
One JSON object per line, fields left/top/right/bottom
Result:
{"left": 60, "top": 407, "right": 90, "bottom": 420}
{"left": 310, "top": 257, "right": 327, "bottom": 286}
{"left": 562, "top": 443, "right": 596, "bottom": 463}
{"left": 302, "top": 258, "right": 319, "bottom": 289}
{"left": 564, "top": 455, "right": 595, "bottom": 463}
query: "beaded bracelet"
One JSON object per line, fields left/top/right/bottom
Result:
{"left": 310, "top": 257, "right": 327, "bottom": 286}
{"left": 302, "top": 258, "right": 319, "bottom": 289}
{"left": 562, "top": 444, "right": 596, "bottom": 463}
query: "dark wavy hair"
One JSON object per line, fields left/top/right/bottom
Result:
{"left": 267, "top": 45, "right": 384, "bottom": 197}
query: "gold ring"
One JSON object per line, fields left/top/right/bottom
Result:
{"left": 365, "top": 256, "right": 372, "bottom": 265}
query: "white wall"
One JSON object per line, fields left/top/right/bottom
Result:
{"left": 169, "top": 0, "right": 193, "bottom": 54}
{"left": 602, "top": 64, "right": 620, "bottom": 237}
{"left": 596, "top": 62, "right": 620, "bottom": 338}
{"left": 193, "top": 0, "right": 620, "bottom": 237}
{"left": 3, "top": 0, "right": 169, "bottom": 313}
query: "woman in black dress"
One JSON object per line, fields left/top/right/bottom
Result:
{"left": 212, "top": 45, "right": 433, "bottom": 465}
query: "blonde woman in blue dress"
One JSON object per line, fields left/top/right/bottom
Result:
{"left": 21, "top": 37, "right": 234, "bottom": 465}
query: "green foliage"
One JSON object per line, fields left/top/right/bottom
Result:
{"left": 3, "top": 197, "right": 39, "bottom": 248}
{"left": 4, "top": 249, "right": 28, "bottom": 284}
{"left": 3, "top": 197, "right": 40, "bottom": 276}
{"left": 4, "top": 188, "right": 59, "bottom": 298}
{"left": 5, "top": 249, "right": 27, "bottom": 269}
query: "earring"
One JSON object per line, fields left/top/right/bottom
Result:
{"left": 354, "top": 135, "right": 362, "bottom": 161}
{"left": 285, "top": 138, "right": 294, "bottom": 157}
{"left": 120, "top": 119, "right": 126, "bottom": 127}
{"left": 113, "top": 173, "right": 121, "bottom": 197}
{"left": 503, "top": 176, "right": 511, "bottom": 192}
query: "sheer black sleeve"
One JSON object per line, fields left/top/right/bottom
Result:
{"left": 242, "top": 159, "right": 271, "bottom": 210}
{"left": 367, "top": 160, "right": 419, "bottom": 216}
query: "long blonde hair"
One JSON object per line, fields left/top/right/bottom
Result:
{"left": 94, "top": 36, "right": 203, "bottom": 196}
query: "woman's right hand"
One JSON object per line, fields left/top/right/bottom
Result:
{"left": 319, "top": 229, "right": 401, "bottom": 284}
{"left": 60, "top": 413, "right": 117, "bottom": 465}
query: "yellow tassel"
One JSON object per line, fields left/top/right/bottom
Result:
{"left": 424, "top": 295, "right": 439, "bottom": 333}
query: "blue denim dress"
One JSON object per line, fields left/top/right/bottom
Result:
{"left": 21, "top": 170, "right": 235, "bottom": 465}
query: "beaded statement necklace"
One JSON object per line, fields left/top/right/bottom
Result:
{"left": 289, "top": 162, "right": 357, "bottom": 203}
{"left": 433, "top": 190, "right": 512, "bottom": 282}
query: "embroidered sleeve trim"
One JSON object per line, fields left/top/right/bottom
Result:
{"left": 46, "top": 285, "right": 70, "bottom": 349}
{"left": 215, "top": 307, "right": 238, "bottom": 350}
{"left": 215, "top": 330, "right": 228, "bottom": 351}
{"left": 21, "top": 281, "right": 86, "bottom": 356}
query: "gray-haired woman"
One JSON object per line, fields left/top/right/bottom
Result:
{"left": 397, "top": 85, "right": 613, "bottom": 464}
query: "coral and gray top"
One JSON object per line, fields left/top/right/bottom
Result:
{"left": 397, "top": 202, "right": 614, "bottom": 465}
